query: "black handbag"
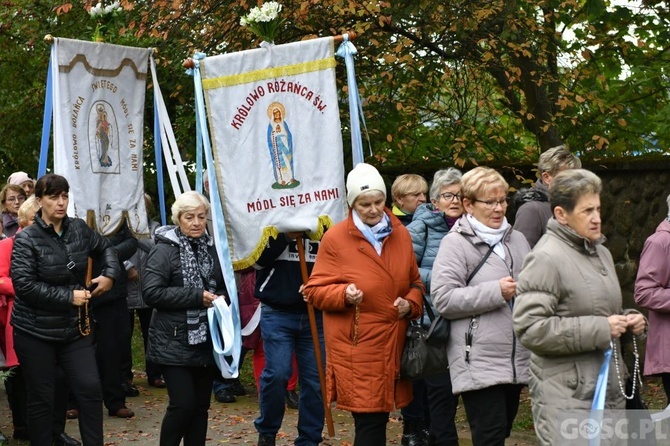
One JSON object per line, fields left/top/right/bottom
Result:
{"left": 425, "top": 301, "right": 449, "bottom": 346}
{"left": 400, "top": 243, "right": 496, "bottom": 379}
{"left": 400, "top": 317, "right": 448, "bottom": 380}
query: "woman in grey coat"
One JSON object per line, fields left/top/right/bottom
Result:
{"left": 431, "top": 167, "right": 531, "bottom": 446}
{"left": 513, "top": 169, "right": 646, "bottom": 446}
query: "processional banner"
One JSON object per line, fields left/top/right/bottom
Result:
{"left": 51, "top": 38, "right": 150, "bottom": 236}
{"left": 199, "top": 37, "right": 347, "bottom": 269}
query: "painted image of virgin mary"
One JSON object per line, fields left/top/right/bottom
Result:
{"left": 95, "top": 104, "right": 113, "bottom": 167}
{"left": 267, "top": 102, "right": 300, "bottom": 189}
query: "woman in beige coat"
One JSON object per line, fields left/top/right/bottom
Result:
{"left": 514, "top": 169, "right": 646, "bottom": 446}
{"left": 431, "top": 167, "right": 531, "bottom": 446}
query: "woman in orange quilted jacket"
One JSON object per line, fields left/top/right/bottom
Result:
{"left": 304, "top": 163, "right": 424, "bottom": 446}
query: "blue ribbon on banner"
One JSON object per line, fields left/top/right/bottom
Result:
{"left": 589, "top": 345, "right": 612, "bottom": 446}
{"left": 336, "top": 34, "right": 371, "bottom": 167}
{"left": 191, "top": 52, "right": 206, "bottom": 195}
{"left": 191, "top": 55, "right": 242, "bottom": 378}
{"left": 153, "top": 93, "right": 167, "bottom": 225}
{"left": 38, "top": 51, "right": 55, "bottom": 178}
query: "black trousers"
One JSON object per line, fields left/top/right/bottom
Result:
{"left": 425, "top": 370, "right": 459, "bottom": 446}
{"left": 400, "top": 378, "right": 428, "bottom": 424}
{"left": 4, "top": 365, "right": 27, "bottom": 431}
{"left": 13, "top": 330, "right": 103, "bottom": 446}
{"left": 460, "top": 383, "right": 524, "bottom": 446}
{"left": 121, "top": 307, "right": 161, "bottom": 383}
{"left": 92, "top": 298, "right": 129, "bottom": 413}
{"left": 160, "top": 365, "right": 215, "bottom": 446}
{"left": 351, "top": 411, "right": 389, "bottom": 446}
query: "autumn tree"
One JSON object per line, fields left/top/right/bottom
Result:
{"left": 69, "top": 0, "right": 670, "bottom": 167}
{"left": 1, "top": 0, "right": 669, "bottom": 175}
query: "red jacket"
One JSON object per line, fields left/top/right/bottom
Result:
{"left": 0, "top": 236, "right": 17, "bottom": 367}
{"left": 305, "top": 208, "right": 423, "bottom": 413}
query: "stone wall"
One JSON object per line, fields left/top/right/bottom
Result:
{"left": 381, "top": 159, "right": 670, "bottom": 307}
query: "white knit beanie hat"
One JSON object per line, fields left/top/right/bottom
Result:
{"left": 346, "top": 163, "right": 387, "bottom": 206}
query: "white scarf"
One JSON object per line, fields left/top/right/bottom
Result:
{"left": 466, "top": 213, "right": 510, "bottom": 260}
{"left": 352, "top": 210, "right": 392, "bottom": 256}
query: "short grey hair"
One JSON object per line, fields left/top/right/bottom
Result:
{"left": 171, "top": 191, "right": 211, "bottom": 225}
{"left": 549, "top": 169, "right": 601, "bottom": 213}
{"left": 429, "top": 168, "right": 463, "bottom": 200}
{"left": 538, "top": 145, "right": 582, "bottom": 177}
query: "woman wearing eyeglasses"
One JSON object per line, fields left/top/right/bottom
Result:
{"left": 1, "top": 184, "right": 27, "bottom": 238}
{"left": 431, "top": 167, "right": 531, "bottom": 446}
{"left": 405, "top": 168, "right": 463, "bottom": 446}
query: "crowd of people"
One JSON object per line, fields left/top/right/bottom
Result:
{"left": 0, "top": 148, "right": 665, "bottom": 446}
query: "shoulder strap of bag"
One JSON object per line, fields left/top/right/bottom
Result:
{"left": 43, "top": 232, "right": 85, "bottom": 288}
{"left": 422, "top": 239, "right": 495, "bottom": 323}
{"left": 466, "top": 243, "right": 496, "bottom": 285}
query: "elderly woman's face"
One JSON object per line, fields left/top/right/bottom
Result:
{"left": 396, "top": 190, "right": 426, "bottom": 214}
{"left": 433, "top": 184, "right": 463, "bottom": 217}
{"left": 352, "top": 191, "right": 386, "bottom": 226}
{"left": 557, "top": 192, "right": 601, "bottom": 242}
{"left": 178, "top": 205, "right": 208, "bottom": 238}
{"left": 464, "top": 185, "right": 508, "bottom": 229}
{"left": 20, "top": 181, "right": 35, "bottom": 197}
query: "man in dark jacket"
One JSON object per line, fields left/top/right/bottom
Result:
{"left": 90, "top": 221, "right": 138, "bottom": 418}
{"left": 513, "top": 145, "right": 581, "bottom": 248}
{"left": 254, "top": 233, "right": 324, "bottom": 446}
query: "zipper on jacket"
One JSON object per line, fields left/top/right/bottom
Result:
{"left": 174, "top": 326, "right": 177, "bottom": 337}
{"left": 465, "top": 316, "right": 478, "bottom": 363}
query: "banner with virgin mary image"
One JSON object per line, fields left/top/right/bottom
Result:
{"left": 199, "top": 37, "right": 347, "bottom": 269}
{"left": 51, "top": 37, "right": 150, "bottom": 236}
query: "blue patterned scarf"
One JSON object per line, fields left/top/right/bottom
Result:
{"left": 352, "top": 211, "right": 392, "bottom": 255}
{"left": 176, "top": 227, "right": 216, "bottom": 345}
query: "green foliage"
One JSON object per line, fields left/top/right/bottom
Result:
{"left": 0, "top": 0, "right": 669, "bottom": 181}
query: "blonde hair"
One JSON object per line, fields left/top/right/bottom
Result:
{"left": 171, "top": 191, "right": 210, "bottom": 225}
{"left": 391, "top": 174, "right": 428, "bottom": 203}
{"left": 18, "top": 196, "right": 39, "bottom": 228}
{"left": 460, "top": 167, "right": 508, "bottom": 201}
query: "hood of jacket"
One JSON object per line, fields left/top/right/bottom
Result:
{"left": 154, "top": 225, "right": 213, "bottom": 248}
{"left": 412, "top": 203, "right": 450, "bottom": 231}
{"left": 514, "top": 178, "right": 548, "bottom": 208}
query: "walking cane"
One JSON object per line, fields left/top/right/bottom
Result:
{"left": 296, "top": 236, "right": 335, "bottom": 437}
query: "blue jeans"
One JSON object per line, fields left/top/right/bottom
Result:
{"left": 254, "top": 305, "right": 325, "bottom": 445}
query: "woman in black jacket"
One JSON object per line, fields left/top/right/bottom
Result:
{"left": 10, "top": 174, "right": 118, "bottom": 446}
{"left": 143, "top": 190, "right": 227, "bottom": 446}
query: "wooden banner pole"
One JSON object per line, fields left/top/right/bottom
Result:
{"left": 296, "top": 236, "right": 335, "bottom": 437}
